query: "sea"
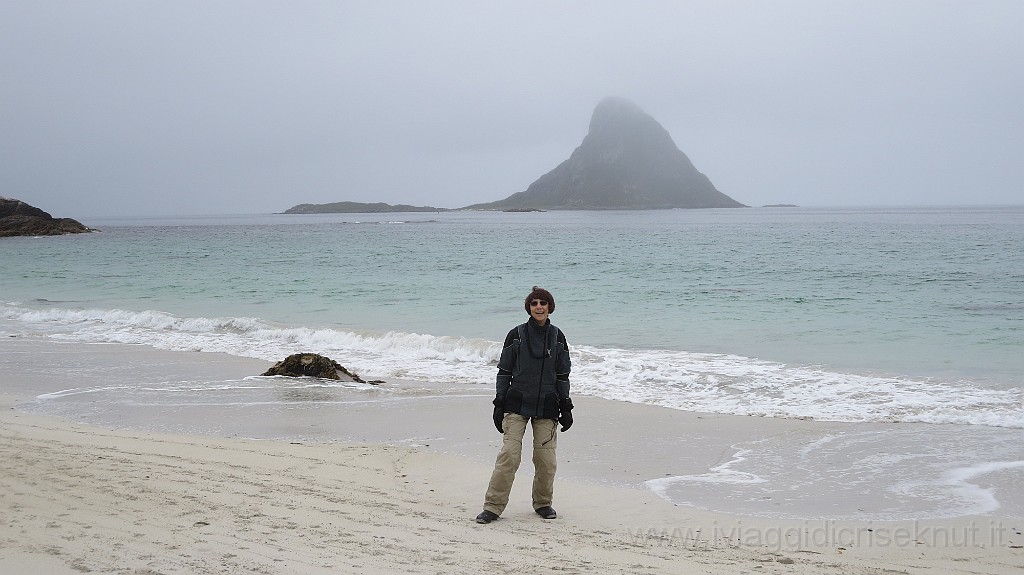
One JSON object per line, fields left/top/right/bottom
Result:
{"left": 2, "top": 205, "right": 1022, "bottom": 520}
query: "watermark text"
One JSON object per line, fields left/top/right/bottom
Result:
{"left": 625, "top": 520, "right": 1017, "bottom": 552}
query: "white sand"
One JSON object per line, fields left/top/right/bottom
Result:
{"left": 1, "top": 340, "right": 1022, "bottom": 573}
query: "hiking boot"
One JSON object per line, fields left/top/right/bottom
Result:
{"left": 535, "top": 506, "right": 557, "bottom": 519}
{"left": 475, "top": 510, "right": 499, "bottom": 524}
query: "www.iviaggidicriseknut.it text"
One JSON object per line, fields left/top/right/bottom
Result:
{"left": 625, "top": 520, "right": 1021, "bottom": 552}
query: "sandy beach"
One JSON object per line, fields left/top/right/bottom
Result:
{"left": 2, "top": 339, "right": 1022, "bottom": 574}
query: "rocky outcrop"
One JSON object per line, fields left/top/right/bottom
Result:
{"left": 0, "top": 198, "right": 94, "bottom": 237}
{"left": 464, "top": 97, "right": 745, "bottom": 210}
{"left": 262, "top": 353, "right": 378, "bottom": 383}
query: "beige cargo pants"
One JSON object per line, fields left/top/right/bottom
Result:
{"left": 482, "top": 413, "right": 558, "bottom": 516}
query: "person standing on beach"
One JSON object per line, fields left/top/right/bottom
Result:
{"left": 476, "top": 286, "right": 573, "bottom": 524}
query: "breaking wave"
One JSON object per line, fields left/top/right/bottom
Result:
{"left": 3, "top": 303, "right": 1022, "bottom": 428}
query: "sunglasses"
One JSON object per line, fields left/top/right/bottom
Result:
{"left": 530, "top": 300, "right": 549, "bottom": 307}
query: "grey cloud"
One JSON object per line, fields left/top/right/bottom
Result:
{"left": 2, "top": 1, "right": 1021, "bottom": 217}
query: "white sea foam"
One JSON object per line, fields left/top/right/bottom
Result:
{"left": 36, "top": 386, "right": 136, "bottom": 400}
{"left": 885, "top": 460, "right": 1024, "bottom": 518}
{"left": 937, "top": 461, "right": 1024, "bottom": 515}
{"left": 646, "top": 449, "right": 768, "bottom": 494}
{"left": 643, "top": 429, "right": 1024, "bottom": 520}
{"left": 4, "top": 303, "right": 1023, "bottom": 428}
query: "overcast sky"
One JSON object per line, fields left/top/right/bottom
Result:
{"left": 2, "top": 1, "right": 1022, "bottom": 217}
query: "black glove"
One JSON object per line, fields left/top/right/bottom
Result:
{"left": 492, "top": 397, "right": 505, "bottom": 433}
{"left": 558, "top": 397, "right": 574, "bottom": 432}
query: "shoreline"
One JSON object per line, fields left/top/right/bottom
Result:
{"left": 5, "top": 337, "right": 1022, "bottom": 521}
{"left": 2, "top": 338, "right": 1022, "bottom": 573}
{"left": 2, "top": 297, "right": 1021, "bottom": 428}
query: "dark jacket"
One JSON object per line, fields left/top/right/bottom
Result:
{"left": 495, "top": 319, "right": 571, "bottom": 419}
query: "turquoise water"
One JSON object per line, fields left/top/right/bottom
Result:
{"left": 2, "top": 206, "right": 1022, "bottom": 427}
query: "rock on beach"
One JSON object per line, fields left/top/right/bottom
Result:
{"left": 262, "top": 353, "right": 373, "bottom": 383}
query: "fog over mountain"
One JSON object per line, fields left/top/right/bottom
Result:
{"left": 467, "top": 98, "right": 744, "bottom": 210}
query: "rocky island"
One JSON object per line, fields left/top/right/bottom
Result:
{"left": 283, "top": 202, "right": 449, "bottom": 214}
{"left": 0, "top": 198, "right": 94, "bottom": 237}
{"left": 464, "top": 97, "right": 746, "bottom": 210}
{"left": 283, "top": 98, "right": 746, "bottom": 214}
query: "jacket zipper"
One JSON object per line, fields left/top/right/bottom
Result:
{"left": 534, "top": 353, "right": 546, "bottom": 417}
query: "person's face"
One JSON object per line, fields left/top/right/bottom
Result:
{"left": 529, "top": 298, "right": 550, "bottom": 323}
